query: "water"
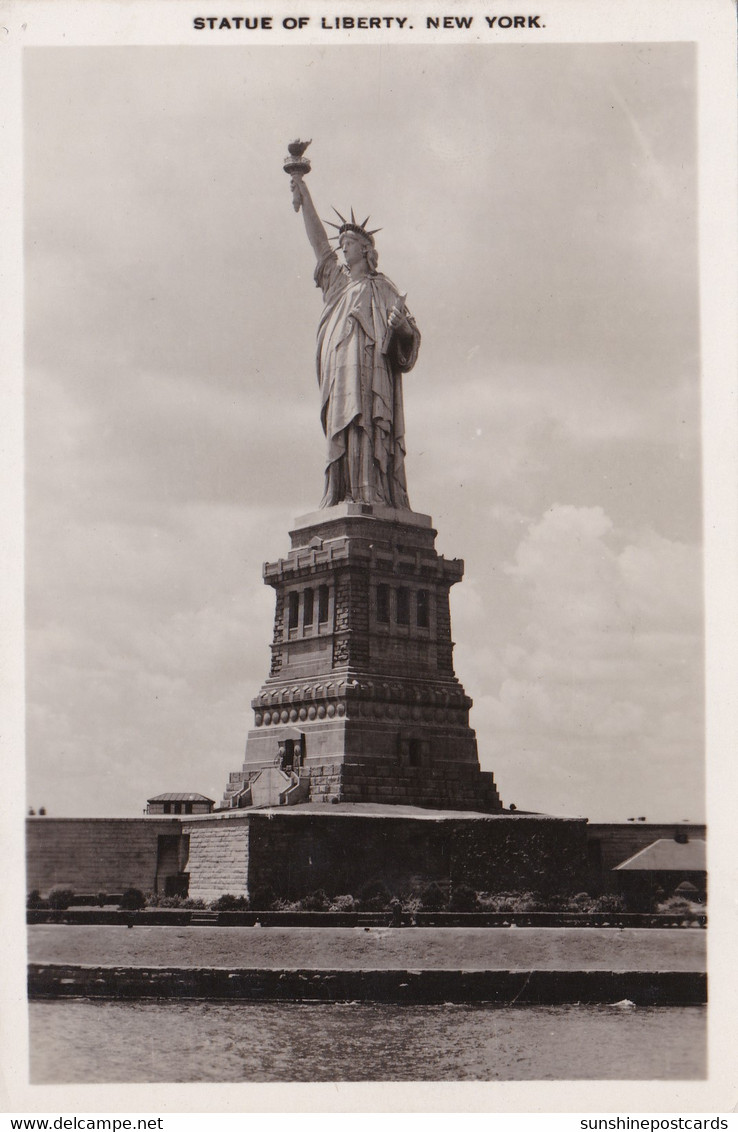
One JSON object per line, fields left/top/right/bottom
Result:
{"left": 29, "top": 1001, "right": 706, "bottom": 1082}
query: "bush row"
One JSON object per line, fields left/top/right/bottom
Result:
{"left": 26, "top": 884, "right": 707, "bottom": 916}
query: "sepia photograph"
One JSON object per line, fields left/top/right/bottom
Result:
{"left": 2, "top": 0, "right": 737, "bottom": 1115}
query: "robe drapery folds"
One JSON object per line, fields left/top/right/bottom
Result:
{"left": 314, "top": 249, "right": 420, "bottom": 509}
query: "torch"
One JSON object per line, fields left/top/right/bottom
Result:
{"left": 283, "top": 139, "right": 312, "bottom": 212}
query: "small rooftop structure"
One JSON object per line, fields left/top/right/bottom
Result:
{"left": 146, "top": 793, "right": 214, "bottom": 816}
{"left": 614, "top": 838, "right": 706, "bottom": 872}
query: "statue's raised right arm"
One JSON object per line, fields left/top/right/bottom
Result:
{"left": 290, "top": 176, "right": 332, "bottom": 264}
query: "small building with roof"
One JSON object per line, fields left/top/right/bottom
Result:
{"left": 614, "top": 833, "right": 707, "bottom": 907}
{"left": 146, "top": 792, "right": 214, "bottom": 816}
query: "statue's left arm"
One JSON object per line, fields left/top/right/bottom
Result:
{"left": 384, "top": 300, "right": 421, "bottom": 373}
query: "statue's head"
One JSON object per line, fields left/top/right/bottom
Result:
{"left": 328, "top": 209, "right": 381, "bottom": 273}
{"left": 339, "top": 228, "right": 379, "bottom": 273}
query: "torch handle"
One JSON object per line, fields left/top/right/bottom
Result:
{"left": 287, "top": 171, "right": 306, "bottom": 213}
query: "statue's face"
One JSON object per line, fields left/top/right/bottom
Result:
{"left": 339, "top": 231, "right": 367, "bottom": 268}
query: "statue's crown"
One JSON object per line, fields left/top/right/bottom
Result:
{"left": 325, "top": 208, "right": 381, "bottom": 245}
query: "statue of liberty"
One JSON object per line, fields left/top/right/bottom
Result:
{"left": 287, "top": 146, "right": 421, "bottom": 510}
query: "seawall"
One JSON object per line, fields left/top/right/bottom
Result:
{"left": 28, "top": 963, "right": 706, "bottom": 1005}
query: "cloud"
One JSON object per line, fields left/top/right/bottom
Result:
{"left": 469, "top": 505, "right": 703, "bottom": 819}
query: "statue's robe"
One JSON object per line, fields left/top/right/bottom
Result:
{"left": 314, "top": 249, "right": 420, "bottom": 509}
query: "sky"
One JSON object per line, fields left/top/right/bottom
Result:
{"left": 23, "top": 41, "right": 703, "bottom": 821}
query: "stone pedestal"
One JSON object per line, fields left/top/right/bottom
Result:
{"left": 222, "top": 503, "right": 502, "bottom": 812}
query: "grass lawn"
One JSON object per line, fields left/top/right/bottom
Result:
{"left": 27, "top": 924, "right": 706, "bottom": 971}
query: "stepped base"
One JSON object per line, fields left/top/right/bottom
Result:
{"left": 224, "top": 759, "right": 501, "bottom": 813}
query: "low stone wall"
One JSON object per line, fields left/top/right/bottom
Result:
{"left": 25, "top": 817, "right": 182, "bottom": 897}
{"left": 26, "top": 909, "right": 707, "bottom": 928}
{"left": 28, "top": 963, "right": 707, "bottom": 1005}
{"left": 27, "top": 813, "right": 703, "bottom": 906}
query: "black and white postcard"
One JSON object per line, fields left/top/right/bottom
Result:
{"left": 1, "top": 0, "right": 736, "bottom": 1118}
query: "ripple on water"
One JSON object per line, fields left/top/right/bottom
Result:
{"left": 29, "top": 1000, "right": 706, "bottom": 1083}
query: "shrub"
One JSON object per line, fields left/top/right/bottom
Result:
{"left": 568, "top": 892, "right": 596, "bottom": 911}
{"left": 592, "top": 893, "right": 627, "bottom": 913}
{"left": 182, "top": 898, "right": 206, "bottom": 910}
{"left": 509, "top": 891, "right": 545, "bottom": 913}
{"left": 419, "top": 882, "right": 447, "bottom": 912}
{"left": 118, "top": 888, "right": 146, "bottom": 911}
{"left": 329, "top": 894, "right": 358, "bottom": 913}
{"left": 449, "top": 884, "right": 478, "bottom": 912}
{"left": 300, "top": 889, "right": 331, "bottom": 912}
{"left": 271, "top": 896, "right": 301, "bottom": 911}
{"left": 47, "top": 887, "right": 75, "bottom": 911}
{"left": 210, "top": 893, "right": 249, "bottom": 912}
{"left": 537, "top": 891, "right": 582, "bottom": 912}
{"left": 656, "top": 896, "right": 697, "bottom": 916}
{"left": 27, "top": 889, "right": 48, "bottom": 910}
{"left": 357, "top": 880, "right": 393, "bottom": 912}
{"left": 146, "top": 894, "right": 184, "bottom": 908}
{"left": 475, "top": 890, "right": 542, "bottom": 913}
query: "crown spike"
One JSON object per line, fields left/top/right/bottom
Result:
{"left": 326, "top": 208, "right": 381, "bottom": 245}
